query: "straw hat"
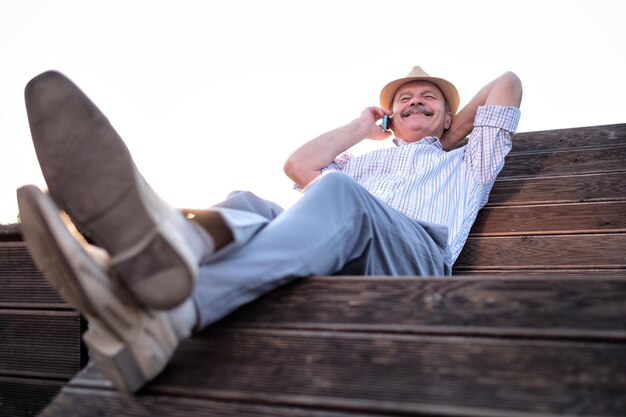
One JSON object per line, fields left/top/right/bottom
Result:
{"left": 379, "top": 66, "right": 459, "bottom": 115}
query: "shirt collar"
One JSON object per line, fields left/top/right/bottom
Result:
{"left": 393, "top": 136, "right": 440, "bottom": 147}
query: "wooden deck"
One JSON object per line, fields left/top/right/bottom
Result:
{"left": 0, "top": 122, "right": 625, "bottom": 416}
{"left": 0, "top": 233, "right": 86, "bottom": 417}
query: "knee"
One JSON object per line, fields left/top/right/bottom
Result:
{"left": 225, "top": 190, "right": 256, "bottom": 201}
{"left": 219, "top": 190, "right": 283, "bottom": 220}
{"left": 305, "top": 172, "right": 364, "bottom": 202}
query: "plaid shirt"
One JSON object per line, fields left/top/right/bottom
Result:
{"left": 323, "top": 105, "right": 521, "bottom": 262}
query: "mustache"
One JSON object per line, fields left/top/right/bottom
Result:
{"left": 400, "top": 105, "right": 434, "bottom": 117}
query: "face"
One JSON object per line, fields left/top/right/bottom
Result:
{"left": 390, "top": 80, "right": 451, "bottom": 142}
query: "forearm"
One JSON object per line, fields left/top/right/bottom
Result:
{"left": 284, "top": 119, "right": 367, "bottom": 188}
{"left": 285, "top": 107, "right": 391, "bottom": 188}
{"left": 441, "top": 71, "right": 522, "bottom": 150}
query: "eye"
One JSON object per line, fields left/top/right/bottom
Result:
{"left": 399, "top": 97, "right": 409, "bottom": 102}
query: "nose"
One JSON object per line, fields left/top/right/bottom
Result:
{"left": 409, "top": 95, "right": 424, "bottom": 107}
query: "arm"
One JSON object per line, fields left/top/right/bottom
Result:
{"left": 284, "top": 107, "right": 392, "bottom": 189}
{"left": 440, "top": 71, "right": 522, "bottom": 151}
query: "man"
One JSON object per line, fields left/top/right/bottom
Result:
{"left": 17, "top": 67, "right": 522, "bottom": 393}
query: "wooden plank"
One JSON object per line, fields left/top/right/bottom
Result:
{"left": 453, "top": 268, "right": 626, "bottom": 276}
{"left": 455, "top": 233, "right": 626, "bottom": 269}
{"left": 0, "top": 242, "right": 67, "bottom": 308}
{"left": 0, "top": 377, "right": 65, "bottom": 417}
{"left": 500, "top": 146, "right": 626, "bottom": 178}
{"left": 470, "top": 201, "right": 626, "bottom": 236}
{"left": 0, "top": 311, "right": 83, "bottom": 378}
{"left": 488, "top": 172, "right": 626, "bottom": 206}
{"left": 213, "top": 277, "right": 626, "bottom": 340}
{"left": 0, "top": 224, "right": 20, "bottom": 242}
{"left": 510, "top": 123, "right": 626, "bottom": 153}
{"left": 40, "top": 386, "right": 386, "bottom": 417}
{"left": 58, "top": 329, "right": 626, "bottom": 417}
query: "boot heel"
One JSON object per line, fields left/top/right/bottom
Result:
{"left": 83, "top": 327, "right": 146, "bottom": 393}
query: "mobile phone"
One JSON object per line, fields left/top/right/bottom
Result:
{"left": 381, "top": 114, "right": 392, "bottom": 131}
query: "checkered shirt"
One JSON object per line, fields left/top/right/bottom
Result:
{"left": 322, "top": 105, "right": 521, "bottom": 262}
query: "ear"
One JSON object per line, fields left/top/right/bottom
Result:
{"left": 444, "top": 112, "right": 452, "bottom": 130}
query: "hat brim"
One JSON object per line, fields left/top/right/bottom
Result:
{"left": 380, "top": 76, "right": 459, "bottom": 116}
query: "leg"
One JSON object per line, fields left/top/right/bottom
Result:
{"left": 20, "top": 71, "right": 281, "bottom": 393}
{"left": 182, "top": 190, "right": 285, "bottom": 263}
{"left": 192, "top": 172, "right": 451, "bottom": 328}
{"left": 213, "top": 190, "right": 284, "bottom": 220}
{"left": 25, "top": 71, "right": 198, "bottom": 309}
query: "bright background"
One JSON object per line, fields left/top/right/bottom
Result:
{"left": 1, "top": 0, "right": 625, "bottom": 224}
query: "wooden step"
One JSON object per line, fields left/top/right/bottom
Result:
{"left": 212, "top": 276, "right": 626, "bottom": 339}
{"left": 510, "top": 123, "right": 626, "bottom": 152}
{"left": 456, "top": 233, "right": 626, "bottom": 270}
{"left": 0, "top": 238, "right": 84, "bottom": 417}
{"left": 39, "top": 276, "right": 626, "bottom": 417}
{"left": 471, "top": 200, "right": 626, "bottom": 236}
{"left": 0, "top": 242, "right": 67, "bottom": 308}
{"left": 0, "top": 311, "right": 82, "bottom": 379}
{"left": 500, "top": 145, "right": 626, "bottom": 178}
{"left": 488, "top": 171, "right": 626, "bottom": 206}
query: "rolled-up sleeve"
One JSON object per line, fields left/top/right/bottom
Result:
{"left": 321, "top": 152, "right": 352, "bottom": 174}
{"left": 465, "top": 105, "right": 521, "bottom": 187}
{"left": 292, "top": 152, "right": 353, "bottom": 191}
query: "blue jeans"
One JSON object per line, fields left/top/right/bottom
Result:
{"left": 189, "top": 172, "right": 451, "bottom": 329}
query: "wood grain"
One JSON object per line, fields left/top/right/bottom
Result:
{"left": 214, "top": 277, "right": 626, "bottom": 339}
{"left": 470, "top": 201, "right": 626, "bottom": 236}
{"left": 55, "top": 329, "right": 626, "bottom": 417}
{"left": 456, "top": 234, "right": 626, "bottom": 269}
{"left": 0, "top": 311, "right": 82, "bottom": 378}
{"left": 511, "top": 123, "right": 626, "bottom": 153}
{"left": 0, "top": 377, "right": 65, "bottom": 417}
{"left": 488, "top": 172, "right": 626, "bottom": 205}
{"left": 0, "top": 242, "right": 66, "bottom": 308}
{"left": 500, "top": 146, "right": 626, "bottom": 178}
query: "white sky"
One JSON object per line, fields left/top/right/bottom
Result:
{"left": 1, "top": 0, "right": 625, "bottom": 224}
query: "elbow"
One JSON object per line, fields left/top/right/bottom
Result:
{"left": 283, "top": 157, "right": 298, "bottom": 182}
{"left": 503, "top": 71, "right": 522, "bottom": 91}
{"left": 502, "top": 71, "right": 523, "bottom": 106}
{"left": 283, "top": 157, "right": 315, "bottom": 189}
{"left": 487, "top": 71, "right": 523, "bottom": 108}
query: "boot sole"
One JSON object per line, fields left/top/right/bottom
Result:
{"left": 25, "top": 71, "right": 196, "bottom": 309}
{"left": 17, "top": 185, "right": 99, "bottom": 317}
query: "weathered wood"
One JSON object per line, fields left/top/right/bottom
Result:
{"left": 510, "top": 123, "right": 626, "bottom": 153}
{"left": 0, "top": 235, "right": 84, "bottom": 416}
{"left": 0, "top": 223, "right": 20, "bottom": 242}
{"left": 470, "top": 201, "right": 626, "bottom": 236}
{"left": 455, "top": 233, "right": 626, "bottom": 269}
{"left": 38, "top": 275, "right": 626, "bottom": 417}
{"left": 454, "top": 268, "right": 626, "bottom": 276}
{"left": 500, "top": 146, "right": 626, "bottom": 178}
{"left": 53, "top": 329, "right": 626, "bottom": 417}
{"left": 488, "top": 172, "right": 626, "bottom": 206}
{"left": 0, "top": 377, "right": 65, "bottom": 417}
{"left": 215, "top": 277, "right": 626, "bottom": 340}
{"left": 0, "top": 243, "right": 67, "bottom": 308}
{"left": 0, "top": 311, "right": 82, "bottom": 378}
{"left": 40, "top": 386, "right": 389, "bottom": 417}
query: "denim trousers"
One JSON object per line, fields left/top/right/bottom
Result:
{"left": 186, "top": 172, "right": 451, "bottom": 330}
